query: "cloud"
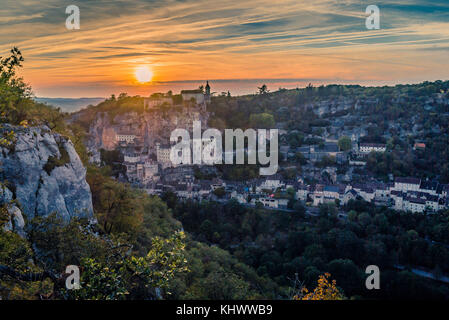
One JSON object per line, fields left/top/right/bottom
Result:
{"left": 0, "top": 0, "right": 448, "bottom": 97}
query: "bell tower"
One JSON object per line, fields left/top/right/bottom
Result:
{"left": 205, "top": 81, "right": 211, "bottom": 103}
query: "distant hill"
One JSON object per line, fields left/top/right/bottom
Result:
{"left": 35, "top": 97, "right": 105, "bottom": 113}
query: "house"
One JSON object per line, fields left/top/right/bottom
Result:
{"left": 256, "top": 197, "right": 288, "bottom": 209}
{"left": 299, "top": 142, "right": 344, "bottom": 163}
{"left": 425, "top": 195, "right": 440, "bottom": 211}
{"left": 419, "top": 180, "right": 439, "bottom": 195}
{"left": 442, "top": 185, "right": 449, "bottom": 198}
{"left": 230, "top": 188, "right": 248, "bottom": 204}
{"left": 277, "top": 198, "right": 289, "bottom": 209}
{"left": 373, "top": 183, "right": 390, "bottom": 198}
{"left": 116, "top": 133, "right": 136, "bottom": 144}
{"left": 394, "top": 177, "right": 421, "bottom": 192}
{"left": 323, "top": 185, "right": 340, "bottom": 201}
{"left": 257, "top": 174, "right": 284, "bottom": 191}
{"left": 143, "top": 161, "right": 159, "bottom": 181}
{"left": 311, "top": 184, "right": 325, "bottom": 206}
{"left": 295, "top": 184, "right": 309, "bottom": 201}
{"left": 359, "top": 187, "right": 375, "bottom": 202}
{"left": 359, "top": 143, "right": 386, "bottom": 153}
{"left": 174, "top": 183, "right": 193, "bottom": 199}
{"left": 391, "top": 190, "right": 404, "bottom": 210}
{"left": 156, "top": 143, "right": 173, "bottom": 168}
{"left": 124, "top": 153, "right": 140, "bottom": 163}
{"left": 181, "top": 90, "right": 205, "bottom": 104}
{"left": 342, "top": 189, "right": 358, "bottom": 205}
{"left": 413, "top": 142, "right": 426, "bottom": 150}
{"left": 404, "top": 197, "right": 426, "bottom": 213}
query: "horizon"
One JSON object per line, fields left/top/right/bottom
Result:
{"left": 1, "top": 0, "right": 449, "bottom": 98}
{"left": 35, "top": 77, "right": 449, "bottom": 99}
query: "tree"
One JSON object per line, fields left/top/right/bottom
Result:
{"left": 294, "top": 273, "right": 346, "bottom": 300}
{"left": 258, "top": 84, "right": 269, "bottom": 95}
{"left": 293, "top": 201, "right": 306, "bottom": 217}
{"left": 249, "top": 113, "right": 275, "bottom": 129}
{"left": 338, "top": 136, "right": 352, "bottom": 151}
{"left": 213, "top": 187, "right": 226, "bottom": 197}
{"left": 64, "top": 231, "right": 188, "bottom": 300}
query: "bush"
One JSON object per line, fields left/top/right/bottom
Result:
{"left": 43, "top": 142, "right": 71, "bottom": 175}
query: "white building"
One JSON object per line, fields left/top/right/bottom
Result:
{"left": 230, "top": 190, "right": 248, "bottom": 204}
{"left": 181, "top": 90, "right": 205, "bottom": 104}
{"left": 156, "top": 143, "right": 173, "bottom": 168}
{"left": 342, "top": 189, "right": 358, "bottom": 205}
{"left": 295, "top": 185, "right": 309, "bottom": 201}
{"left": 116, "top": 134, "right": 136, "bottom": 144}
{"left": 256, "top": 197, "right": 288, "bottom": 209}
{"left": 124, "top": 153, "right": 140, "bottom": 163}
{"left": 404, "top": 197, "right": 426, "bottom": 213}
{"left": 257, "top": 174, "right": 284, "bottom": 191}
{"left": 394, "top": 177, "right": 421, "bottom": 192}
{"left": 144, "top": 161, "right": 159, "bottom": 181}
{"left": 359, "top": 143, "right": 386, "bottom": 153}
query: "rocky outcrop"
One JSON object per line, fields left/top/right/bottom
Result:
{"left": 86, "top": 109, "right": 209, "bottom": 151}
{"left": 0, "top": 125, "right": 94, "bottom": 231}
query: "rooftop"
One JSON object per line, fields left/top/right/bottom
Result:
{"left": 395, "top": 177, "right": 421, "bottom": 185}
{"left": 181, "top": 89, "right": 203, "bottom": 94}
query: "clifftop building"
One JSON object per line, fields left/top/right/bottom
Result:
{"left": 181, "top": 89, "right": 205, "bottom": 104}
{"left": 144, "top": 82, "right": 211, "bottom": 111}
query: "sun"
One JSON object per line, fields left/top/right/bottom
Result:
{"left": 135, "top": 66, "right": 153, "bottom": 83}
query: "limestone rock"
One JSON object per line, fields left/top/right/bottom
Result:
{"left": 0, "top": 125, "right": 94, "bottom": 224}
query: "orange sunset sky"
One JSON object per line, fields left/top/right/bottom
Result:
{"left": 1, "top": 0, "right": 449, "bottom": 97}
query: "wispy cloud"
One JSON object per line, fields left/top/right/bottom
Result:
{"left": 0, "top": 0, "right": 448, "bottom": 97}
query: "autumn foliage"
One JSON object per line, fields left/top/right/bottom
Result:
{"left": 295, "top": 273, "right": 346, "bottom": 300}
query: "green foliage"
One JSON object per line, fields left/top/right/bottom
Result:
{"left": 99, "top": 148, "right": 125, "bottom": 177}
{"left": 43, "top": 142, "right": 71, "bottom": 174}
{"left": 66, "top": 232, "right": 188, "bottom": 300}
{"left": 0, "top": 129, "right": 16, "bottom": 147}
{"left": 70, "top": 95, "right": 144, "bottom": 129}
{"left": 169, "top": 193, "right": 449, "bottom": 299}
{"left": 249, "top": 113, "right": 275, "bottom": 129}
{"left": 1, "top": 209, "right": 188, "bottom": 300}
{"left": 286, "top": 131, "right": 304, "bottom": 148}
{"left": 316, "top": 155, "right": 336, "bottom": 168}
{"left": 258, "top": 84, "right": 269, "bottom": 95}
{"left": 0, "top": 227, "right": 47, "bottom": 299}
{"left": 87, "top": 166, "right": 143, "bottom": 235}
{"left": 215, "top": 164, "right": 259, "bottom": 181}
{"left": 67, "top": 257, "right": 129, "bottom": 300}
{"left": 338, "top": 136, "right": 352, "bottom": 151}
{"left": 28, "top": 214, "right": 108, "bottom": 271}
{"left": 0, "top": 48, "right": 31, "bottom": 125}
{"left": 0, "top": 48, "right": 67, "bottom": 130}
{"left": 213, "top": 187, "right": 226, "bottom": 197}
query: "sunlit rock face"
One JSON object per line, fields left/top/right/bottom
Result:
{"left": 0, "top": 125, "right": 94, "bottom": 226}
{"left": 86, "top": 109, "right": 209, "bottom": 151}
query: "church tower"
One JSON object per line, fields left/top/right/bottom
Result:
{"left": 205, "top": 81, "right": 211, "bottom": 103}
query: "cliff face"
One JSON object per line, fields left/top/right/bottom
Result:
{"left": 87, "top": 109, "right": 209, "bottom": 151}
{"left": 0, "top": 125, "right": 94, "bottom": 235}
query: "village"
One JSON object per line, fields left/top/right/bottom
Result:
{"left": 89, "top": 82, "right": 449, "bottom": 215}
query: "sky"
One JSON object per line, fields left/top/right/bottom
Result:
{"left": 0, "top": 0, "right": 448, "bottom": 98}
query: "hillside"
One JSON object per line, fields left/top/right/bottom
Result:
{"left": 35, "top": 97, "right": 105, "bottom": 113}
{"left": 0, "top": 49, "right": 282, "bottom": 300}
